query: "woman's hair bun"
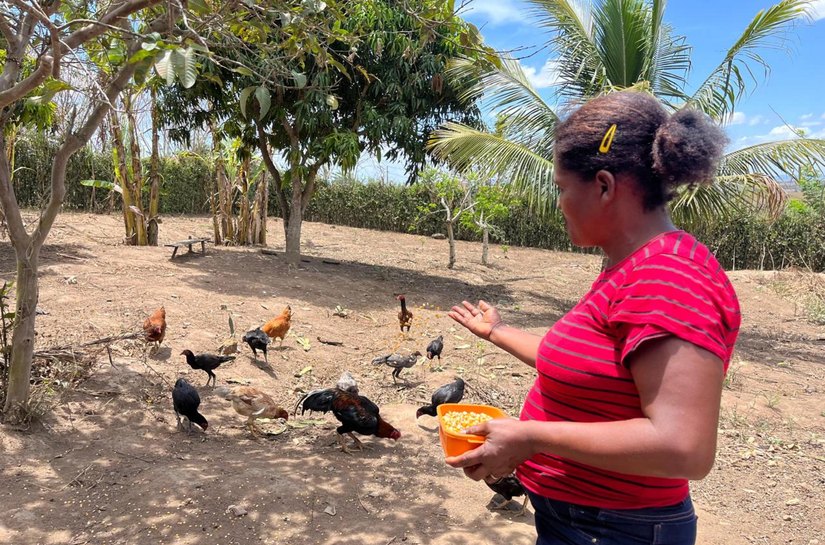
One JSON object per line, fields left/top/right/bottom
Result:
{"left": 652, "top": 108, "right": 728, "bottom": 189}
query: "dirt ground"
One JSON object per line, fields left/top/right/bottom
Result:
{"left": 1, "top": 212, "right": 823, "bottom": 545}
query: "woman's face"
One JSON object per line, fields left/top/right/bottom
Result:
{"left": 554, "top": 163, "right": 604, "bottom": 248}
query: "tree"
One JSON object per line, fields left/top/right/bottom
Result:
{"left": 0, "top": 0, "right": 177, "bottom": 422}
{"left": 428, "top": 0, "right": 825, "bottom": 225}
{"left": 417, "top": 168, "right": 477, "bottom": 269}
{"left": 159, "top": 0, "right": 485, "bottom": 265}
{"left": 460, "top": 182, "right": 516, "bottom": 265}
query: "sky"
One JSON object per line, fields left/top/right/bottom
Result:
{"left": 356, "top": 0, "right": 825, "bottom": 182}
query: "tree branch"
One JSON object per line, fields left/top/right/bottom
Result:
{"left": 0, "top": 134, "right": 30, "bottom": 249}
{"left": 0, "top": 54, "right": 53, "bottom": 110}
{"left": 63, "top": 0, "right": 161, "bottom": 51}
{"left": 256, "top": 122, "right": 290, "bottom": 223}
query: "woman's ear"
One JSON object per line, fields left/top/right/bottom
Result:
{"left": 595, "top": 170, "right": 616, "bottom": 201}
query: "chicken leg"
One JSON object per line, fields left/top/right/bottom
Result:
{"left": 490, "top": 496, "right": 529, "bottom": 517}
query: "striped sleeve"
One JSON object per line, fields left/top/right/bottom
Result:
{"left": 608, "top": 254, "right": 730, "bottom": 365}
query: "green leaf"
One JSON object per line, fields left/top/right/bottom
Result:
{"left": 325, "top": 94, "right": 339, "bottom": 110}
{"left": 171, "top": 47, "right": 197, "bottom": 89}
{"left": 188, "top": 0, "right": 210, "bottom": 15}
{"left": 80, "top": 179, "right": 118, "bottom": 192}
{"left": 255, "top": 86, "right": 271, "bottom": 119}
{"left": 154, "top": 50, "right": 174, "bottom": 85}
{"left": 292, "top": 71, "right": 308, "bottom": 88}
{"left": 232, "top": 66, "right": 255, "bottom": 76}
{"left": 239, "top": 86, "right": 256, "bottom": 119}
{"left": 141, "top": 42, "right": 158, "bottom": 51}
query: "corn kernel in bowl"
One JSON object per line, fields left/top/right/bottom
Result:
{"left": 441, "top": 411, "right": 493, "bottom": 434}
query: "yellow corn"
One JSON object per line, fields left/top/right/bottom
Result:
{"left": 441, "top": 411, "right": 493, "bottom": 434}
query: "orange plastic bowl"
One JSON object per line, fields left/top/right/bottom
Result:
{"left": 437, "top": 403, "right": 509, "bottom": 457}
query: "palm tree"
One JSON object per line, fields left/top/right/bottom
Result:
{"left": 428, "top": 0, "right": 825, "bottom": 225}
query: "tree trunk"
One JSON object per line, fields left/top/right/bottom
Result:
{"left": 447, "top": 221, "right": 456, "bottom": 269}
{"left": 2, "top": 254, "right": 38, "bottom": 421}
{"left": 125, "top": 93, "right": 147, "bottom": 246}
{"left": 110, "top": 113, "right": 137, "bottom": 244}
{"left": 482, "top": 227, "right": 489, "bottom": 266}
{"left": 147, "top": 86, "right": 161, "bottom": 246}
{"left": 285, "top": 181, "right": 303, "bottom": 265}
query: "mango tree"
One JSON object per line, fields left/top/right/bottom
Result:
{"left": 158, "top": 0, "right": 487, "bottom": 265}
{"left": 0, "top": 0, "right": 183, "bottom": 422}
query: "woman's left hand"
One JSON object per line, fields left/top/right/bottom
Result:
{"left": 445, "top": 418, "right": 536, "bottom": 481}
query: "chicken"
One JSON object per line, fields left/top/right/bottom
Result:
{"left": 215, "top": 385, "right": 289, "bottom": 437}
{"left": 261, "top": 305, "right": 292, "bottom": 347}
{"left": 396, "top": 295, "right": 413, "bottom": 332}
{"left": 181, "top": 349, "right": 235, "bottom": 387}
{"left": 296, "top": 387, "right": 400, "bottom": 454}
{"left": 426, "top": 335, "right": 444, "bottom": 361}
{"left": 143, "top": 306, "right": 166, "bottom": 348}
{"left": 416, "top": 377, "right": 465, "bottom": 418}
{"left": 485, "top": 474, "right": 528, "bottom": 516}
{"left": 172, "top": 378, "right": 208, "bottom": 432}
{"left": 372, "top": 351, "right": 422, "bottom": 383}
{"left": 242, "top": 327, "right": 271, "bottom": 364}
{"left": 336, "top": 371, "right": 359, "bottom": 395}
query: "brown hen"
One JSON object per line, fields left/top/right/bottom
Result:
{"left": 216, "top": 385, "right": 289, "bottom": 436}
{"left": 143, "top": 306, "right": 166, "bottom": 348}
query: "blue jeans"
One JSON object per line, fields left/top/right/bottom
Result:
{"left": 528, "top": 491, "right": 697, "bottom": 545}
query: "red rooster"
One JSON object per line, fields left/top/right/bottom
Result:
{"left": 397, "top": 294, "right": 413, "bottom": 332}
{"left": 296, "top": 387, "right": 401, "bottom": 454}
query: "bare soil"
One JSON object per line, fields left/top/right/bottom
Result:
{"left": 1, "top": 212, "right": 823, "bottom": 545}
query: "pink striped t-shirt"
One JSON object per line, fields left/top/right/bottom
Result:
{"left": 517, "top": 230, "right": 740, "bottom": 509}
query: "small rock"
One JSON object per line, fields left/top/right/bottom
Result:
{"left": 324, "top": 504, "right": 336, "bottom": 516}
{"left": 782, "top": 515, "right": 792, "bottom": 521}
{"left": 785, "top": 498, "right": 801, "bottom": 506}
{"left": 431, "top": 233, "right": 446, "bottom": 240}
{"left": 226, "top": 505, "right": 247, "bottom": 517}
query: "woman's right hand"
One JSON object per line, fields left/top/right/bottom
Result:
{"left": 448, "top": 300, "right": 503, "bottom": 341}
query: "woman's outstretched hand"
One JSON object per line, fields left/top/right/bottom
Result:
{"left": 448, "top": 300, "right": 503, "bottom": 341}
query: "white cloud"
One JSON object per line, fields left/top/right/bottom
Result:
{"left": 748, "top": 114, "right": 768, "bottom": 126}
{"left": 800, "top": 113, "right": 814, "bottom": 120}
{"left": 732, "top": 124, "right": 825, "bottom": 150}
{"left": 724, "top": 111, "right": 747, "bottom": 126}
{"left": 811, "top": 0, "right": 825, "bottom": 20}
{"left": 523, "top": 59, "right": 561, "bottom": 89}
{"left": 462, "top": 0, "right": 525, "bottom": 26}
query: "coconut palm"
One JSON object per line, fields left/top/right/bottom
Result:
{"left": 428, "top": 0, "right": 825, "bottom": 225}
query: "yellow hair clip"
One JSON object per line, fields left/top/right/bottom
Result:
{"left": 599, "top": 124, "right": 617, "bottom": 154}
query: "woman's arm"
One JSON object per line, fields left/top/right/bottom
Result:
{"left": 446, "top": 337, "right": 725, "bottom": 480}
{"left": 449, "top": 300, "right": 543, "bottom": 368}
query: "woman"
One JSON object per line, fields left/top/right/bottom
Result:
{"left": 447, "top": 91, "right": 740, "bottom": 545}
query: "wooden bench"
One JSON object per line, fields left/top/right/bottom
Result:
{"left": 165, "top": 237, "right": 211, "bottom": 258}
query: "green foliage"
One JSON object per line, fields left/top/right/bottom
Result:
{"left": 796, "top": 167, "right": 825, "bottom": 216}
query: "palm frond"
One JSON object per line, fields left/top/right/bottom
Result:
{"left": 684, "top": 0, "right": 812, "bottom": 119}
{"left": 671, "top": 174, "right": 788, "bottom": 228}
{"left": 528, "top": 0, "right": 604, "bottom": 100}
{"left": 445, "top": 56, "right": 559, "bottom": 144}
{"left": 427, "top": 123, "right": 557, "bottom": 215}
{"left": 719, "top": 138, "right": 825, "bottom": 180}
{"left": 643, "top": 0, "right": 692, "bottom": 104}
{"left": 594, "top": 0, "right": 650, "bottom": 87}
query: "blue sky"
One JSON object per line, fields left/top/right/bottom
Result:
{"left": 354, "top": 0, "right": 825, "bottom": 181}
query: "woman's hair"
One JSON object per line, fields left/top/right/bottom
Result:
{"left": 553, "top": 92, "right": 727, "bottom": 210}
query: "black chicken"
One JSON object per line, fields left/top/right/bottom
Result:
{"left": 172, "top": 378, "right": 208, "bottom": 432}
{"left": 426, "top": 335, "right": 444, "bottom": 361}
{"left": 181, "top": 350, "right": 235, "bottom": 387}
{"left": 416, "top": 377, "right": 465, "bottom": 418}
{"left": 485, "top": 474, "right": 528, "bottom": 515}
{"left": 296, "top": 387, "right": 401, "bottom": 454}
{"left": 242, "top": 327, "right": 271, "bottom": 364}
{"left": 372, "top": 351, "right": 422, "bottom": 383}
